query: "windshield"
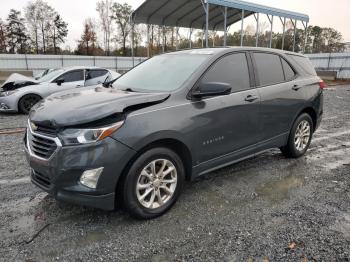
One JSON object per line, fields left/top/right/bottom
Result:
{"left": 112, "top": 54, "right": 210, "bottom": 92}
{"left": 38, "top": 69, "right": 64, "bottom": 83}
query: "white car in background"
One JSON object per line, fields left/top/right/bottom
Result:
{"left": 0, "top": 66, "right": 120, "bottom": 114}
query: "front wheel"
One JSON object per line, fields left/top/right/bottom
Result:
{"left": 122, "top": 147, "right": 185, "bottom": 219}
{"left": 18, "top": 94, "right": 41, "bottom": 114}
{"left": 281, "top": 113, "right": 313, "bottom": 158}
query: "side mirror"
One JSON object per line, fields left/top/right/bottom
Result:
{"left": 192, "top": 82, "right": 232, "bottom": 99}
{"left": 56, "top": 78, "right": 65, "bottom": 86}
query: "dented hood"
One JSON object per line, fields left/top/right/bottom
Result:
{"left": 1, "top": 73, "right": 38, "bottom": 91}
{"left": 29, "top": 87, "right": 170, "bottom": 127}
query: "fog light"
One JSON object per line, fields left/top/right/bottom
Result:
{"left": 80, "top": 167, "right": 104, "bottom": 189}
{"left": 0, "top": 103, "right": 10, "bottom": 110}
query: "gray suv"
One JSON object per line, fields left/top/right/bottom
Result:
{"left": 25, "top": 48, "right": 324, "bottom": 219}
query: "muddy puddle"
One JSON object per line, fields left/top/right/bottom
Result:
{"left": 255, "top": 173, "right": 305, "bottom": 204}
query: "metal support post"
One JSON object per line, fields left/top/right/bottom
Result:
{"left": 303, "top": 22, "right": 308, "bottom": 53}
{"left": 223, "top": 7, "right": 227, "bottom": 47}
{"left": 280, "top": 17, "right": 286, "bottom": 50}
{"left": 162, "top": 25, "right": 165, "bottom": 53}
{"left": 147, "top": 24, "right": 150, "bottom": 57}
{"left": 189, "top": 28, "right": 193, "bottom": 48}
{"left": 292, "top": 19, "right": 297, "bottom": 52}
{"left": 267, "top": 15, "right": 274, "bottom": 48}
{"left": 255, "top": 13, "right": 260, "bottom": 47}
{"left": 240, "top": 9, "right": 245, "bottom": 46}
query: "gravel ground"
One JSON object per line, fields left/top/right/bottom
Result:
{"left": 0, "top": 86, "right": 349, "bottom": 262}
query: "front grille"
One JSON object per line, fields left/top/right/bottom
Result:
{"left": 32, "top": 170, "right": 51, "bottom": 188}
{"left": 28, "top": 132, "right": 58, "bottom": 159}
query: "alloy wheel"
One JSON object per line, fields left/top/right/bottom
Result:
{"left": 294, "top": 120, "right": 311, "bottom": 151}
{"left": 136, "top": 159, "right": 177, "bottom": 209}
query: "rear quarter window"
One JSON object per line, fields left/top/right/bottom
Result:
{"left": 287, "top": 55, "right": 317, "bottom": 76}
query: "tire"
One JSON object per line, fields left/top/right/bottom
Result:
{"left": 280, "top": 113, "right": 313, "bottom": 158}
{"left": 122, "top": 147, "right": 185, "bottom": 219}
{"left": 18, "top": 94, "right": 42, "bottom": 114}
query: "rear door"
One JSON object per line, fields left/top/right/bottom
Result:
{"left": 191, "top": 52, "right": 261, "bottom": 164}
{"left": 85, "top": 69, "right": 110, "bottom": 86}
{"left": 252, "top": 52, "right": 304, "bottom": 142}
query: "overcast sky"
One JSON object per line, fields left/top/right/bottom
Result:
{"left": 0, "top": 0, "right": 349, "bottom": 49}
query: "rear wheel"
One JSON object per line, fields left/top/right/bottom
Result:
{"left": 280, "top": 113, "right": 313, "bottom": 158}
{"left": 122, "top": 147, "right": 185, "bottom": 219}
{"left": 18, "top": 94, "right": 41, "bottom": 114}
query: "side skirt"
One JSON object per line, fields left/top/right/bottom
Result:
{"left": 191, "top": 132, "right": 288, "bottom": 179}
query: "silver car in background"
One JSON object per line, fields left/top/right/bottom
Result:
{"left": 0, "top": 66, "right": 120, "bottom": 114}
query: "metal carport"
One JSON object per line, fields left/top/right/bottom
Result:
{"left": 131, "top": 0, "right": 309, "bottom": 58}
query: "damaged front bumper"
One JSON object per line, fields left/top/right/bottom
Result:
{"left": 24, "top": 127, "right": 136, "bottom": 210}
{"left": 0, "top": 95, "right": 18, "bottom": 112}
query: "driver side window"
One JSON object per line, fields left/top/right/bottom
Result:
{"left": 56, "top": 70, "right": 84, "bottom": 83}
{"left": 201, "top": 53, "right": 251, "bottom": 93}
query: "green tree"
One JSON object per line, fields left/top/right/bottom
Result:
{"left": 0, "top": 19, "right": 6, "bottom": 53}
{"left": 111, "top": 2, "right": 133, "bottom": 56}
{"left": 51, "top": 14, "right": 68, "bottom": 54}
{"left": 6, "top": 9, "right": 28, "bottom": 54}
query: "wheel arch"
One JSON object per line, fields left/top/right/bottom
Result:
{"left": 115, "top": 137, "right": 193, "bottom": 208}
{"left": 296, "top": 107, "right": 317, "bottom": 132}
{"left": 17, "top": 93, "right": 43, "bottom": 113}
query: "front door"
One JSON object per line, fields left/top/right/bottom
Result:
{"left": 51, "top": 69, "right": 85, "bottom": 94}
{"left": 191, "top": 52, "right": 261, "bottom": 165}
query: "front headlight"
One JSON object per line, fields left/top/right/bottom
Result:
{"left": 59, "top": 121, "right": 124, "bottom": 145}
{"left": 0, "top": 90, "right": 18, "bottom": 97}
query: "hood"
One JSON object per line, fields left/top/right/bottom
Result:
{"left": 30, "top": 87, "right": 170, "bottom": 127}
{"left": 1, "top": 73, "right": 38, "bottom": 91}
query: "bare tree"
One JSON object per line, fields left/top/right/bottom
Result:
{"left": 96, "top": 0, "right": 113, "bottom": 55}
{"left": 24, "top": 1, "right": 41, "bottom": 53}
{"left": 24, "top": 0, "right": 62, "bottom": 54}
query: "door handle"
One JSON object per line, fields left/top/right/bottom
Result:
{"left": 76, "top": 85, "right": 82, "bottom": 88}
{"left": 292, "top": 84, "right": 301, "bottom": 91}
{"left": 245, "top": 95, "right": 258, "bottom": 102}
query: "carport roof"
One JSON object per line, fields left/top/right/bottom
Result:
{"left": 131, "top": 0, "right": 310, "bottom": 31}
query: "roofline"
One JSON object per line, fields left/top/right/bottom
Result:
{"left": 155, "top": 47, "right": 307, "bottom": 57}
{"left": 207, "top": 0, "right": 309, "bottom": 22}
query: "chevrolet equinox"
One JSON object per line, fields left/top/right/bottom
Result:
{"left": 25, "top": 48, "right": 324, "bottom": 219}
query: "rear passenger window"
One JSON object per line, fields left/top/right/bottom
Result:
{"left": 281, "top": 58, "right": 296, "bottom": 81}
{"left": 201, "top": 53, "right": 250, "bottom": 92}
{"left": 87, "top": 70, "right": 108, "bottom": 80}
{"left": 253, "top": 53, "right": 284, "bottom": 86}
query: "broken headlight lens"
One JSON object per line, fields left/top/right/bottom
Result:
{"left": 59, "top": 121, "right": 124, "bottom": 145}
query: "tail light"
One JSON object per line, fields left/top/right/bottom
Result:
{"left": 319, "top": 80, "right": 327, "bottom": 89}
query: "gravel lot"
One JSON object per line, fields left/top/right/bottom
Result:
{"left": 0, "top": 86, "right": 349, "bottom": 262}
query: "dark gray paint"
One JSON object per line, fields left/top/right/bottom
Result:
{"left": 25, "top": 47, "right": 323, "bottom": 210}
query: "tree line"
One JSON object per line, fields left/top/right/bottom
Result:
{"left": 0, "top": 0, "right": 346, "bottom": 56}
